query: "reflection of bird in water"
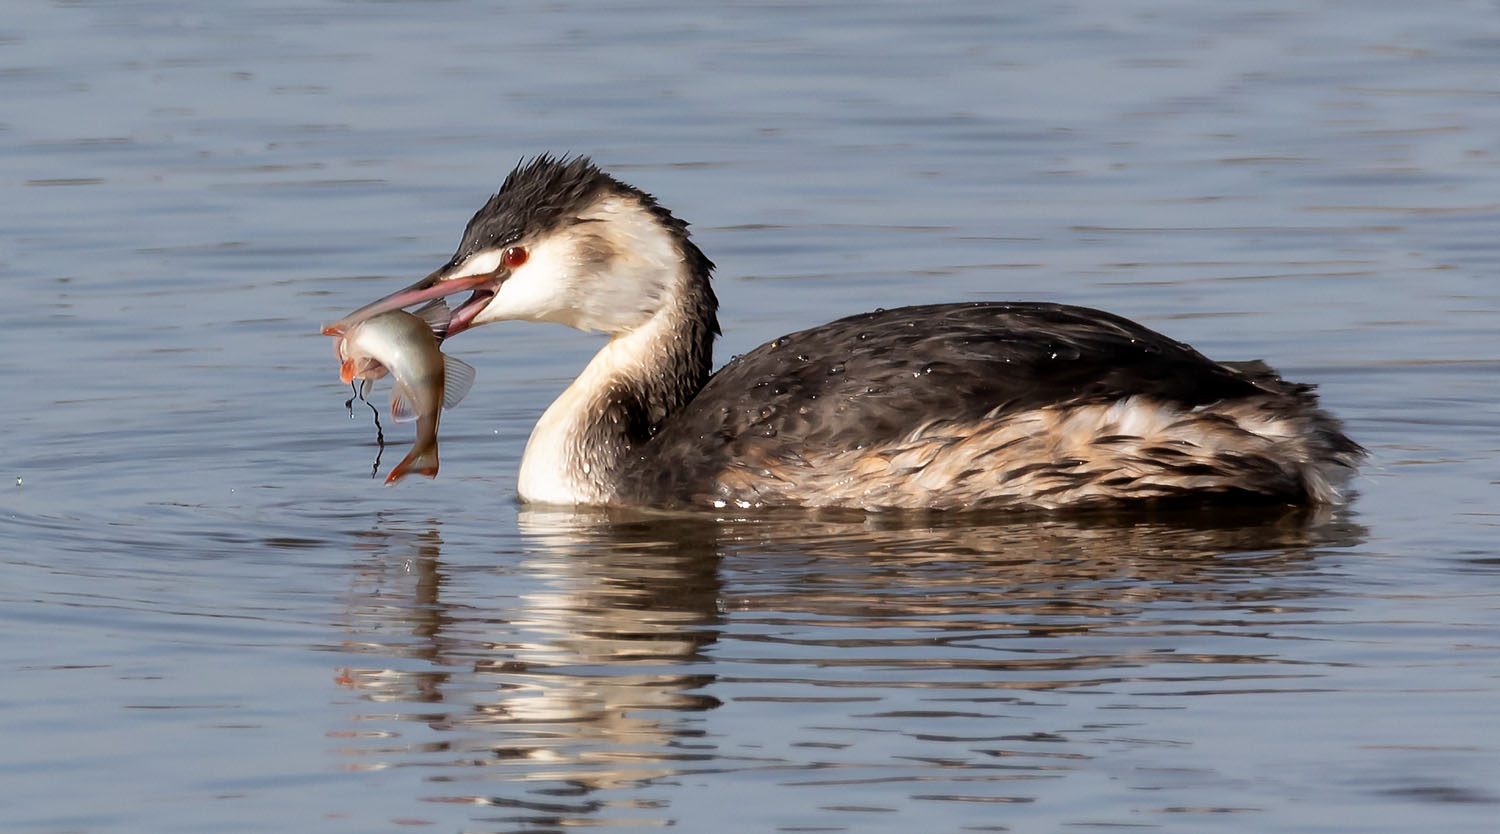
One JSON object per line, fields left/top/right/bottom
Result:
{"left": 329, "top": 507, "right": 1364, "bottom": 822}
{"left": 332, "top": 155, "right": 1362, "bottom": 511}
{"left": 333, "top": 521, "right": 724, "bottom": 790}
{"left": 520, "top": 503, "right": 1363, "bottom": 601}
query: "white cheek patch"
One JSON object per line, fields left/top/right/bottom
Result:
{"left": 449, "top": 249, "right": 504, "bottom": 279}
{"left": 473, "top": 238, "right": 579, "bottom": 326}
{"left": 464, "top": 194, "right": 688, "bottom": 334}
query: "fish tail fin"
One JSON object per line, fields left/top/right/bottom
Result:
{"left": 386, "top": 442, "right": 439, "bottom": 484}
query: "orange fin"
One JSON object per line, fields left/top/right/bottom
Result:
{"left": 341, "top": 357, "right": 387, "bottom": 385}
{"left": 386, "top": 445, "right": 438, "bottom": 484}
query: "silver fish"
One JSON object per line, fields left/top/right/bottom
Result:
{"left": 324, "top": 302, "right": 475, "bottom": 483}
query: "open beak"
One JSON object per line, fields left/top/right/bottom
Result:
{"left": 322, "top": 265, "right": 502, "bottom": 338}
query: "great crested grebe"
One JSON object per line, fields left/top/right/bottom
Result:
{"left": 330, "top": 155, "right": 1362, "bottom": 511}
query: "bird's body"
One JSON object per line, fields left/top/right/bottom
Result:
{"left": 617, "top": 303, "right": 1358, "bottom": 511}
{"left": 332, "top": 156, "right": 1361, "bottom": 510}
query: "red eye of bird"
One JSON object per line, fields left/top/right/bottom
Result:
{"left": 503, "top": 246, "right": 528, "bottom": 268}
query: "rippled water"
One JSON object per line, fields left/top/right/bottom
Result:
{"left": 3, "top": 1, "right": 1498, "bottom": 832}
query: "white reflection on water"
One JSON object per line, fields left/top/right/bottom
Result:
{"left": 326, "top": 507, "right": 1380, "bottom": 831}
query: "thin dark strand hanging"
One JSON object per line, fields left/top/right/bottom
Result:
{"left": 345, "top": 381, "right": 385, "bottom": 478}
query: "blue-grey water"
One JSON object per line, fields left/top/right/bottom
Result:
{"left": 3, "top": 1, "right": 1498, "bottom": 832}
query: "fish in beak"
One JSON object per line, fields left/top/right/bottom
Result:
{"left": 322, "top": 264, "right": 502, "bottom": 338}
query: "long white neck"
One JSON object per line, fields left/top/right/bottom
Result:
{"left": 515, "top": 269, "right": 717, "bottom": 506}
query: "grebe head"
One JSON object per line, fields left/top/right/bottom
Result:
{"left": 330, "top": 155, "right": 712, "bottom": 338}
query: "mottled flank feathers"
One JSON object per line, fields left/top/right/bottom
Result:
{"left": 619, "top": 303, "right": 1362, "bottom": 511}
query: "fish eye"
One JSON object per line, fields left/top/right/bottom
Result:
{"left": 503, "top": 246, "right": 528, "bottom": 268}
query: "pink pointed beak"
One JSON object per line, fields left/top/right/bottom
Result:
{"left": 321, "top": 265, "right": 502, "bottom": 337}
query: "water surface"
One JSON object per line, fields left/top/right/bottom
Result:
{"left": 3, "top": 1, "right": 1498, "bottom": 832}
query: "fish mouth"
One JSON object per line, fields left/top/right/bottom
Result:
{"left": 322, "top": 266, "right": 502, "bottom": 337}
